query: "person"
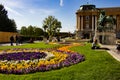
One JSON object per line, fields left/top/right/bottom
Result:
{"left": 18, "top": 36, "right": 22, "bottom": 44}
{"left": 10, "top": 36, "right": 14, "bottom": 46}
{"left": 116, "top": 40, "right": 120, "bottom": 51}
{"left": 57, "top": 36, "right": 60, "bottom": 42}
{"left": 116, "top": 44, "right": 120, "bottom": 51}
{"left": 91, "top": 39, "right": 99, "bottom": 49}
{"left": 15, "top": 35, "right": 19, "bottom": 45}
{"left": 29, "top": 38, "right": 34, "bottom": 43}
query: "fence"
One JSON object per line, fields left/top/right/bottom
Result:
{"left": 0, "top": 32, "right": 18, "bottom": 43}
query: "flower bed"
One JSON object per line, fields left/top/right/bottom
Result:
{"left": 0, "top": 44, "right": 85, "bottom": 74}
{"left": 0, "top": 52, "right": 47, "bottom": 61}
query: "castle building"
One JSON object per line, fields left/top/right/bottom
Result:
{"left": 76, "top": 4, "right": 120, "bottom": 39}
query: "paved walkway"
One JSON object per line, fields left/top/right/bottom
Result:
{"left": 100, "top": 44, "right": 120, "bottom": 62}
{"left": 0, "top": 43, "right": 23, "bottom": 46}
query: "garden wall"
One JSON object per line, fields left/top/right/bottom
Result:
{"left": 0, "top": 32, "right": 18, "bottom": 43}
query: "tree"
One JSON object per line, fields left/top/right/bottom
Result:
{"left": 27, "top": 25, "right": 34, "bottom": 36}
{"left": 20, "top": 26, "right": 28, "bottom": 35}
{"left": 42, "top": 16, "right": 62, "bottom": 39}
{"left": 20, "top": 25, "right": 44, "bottom": 36}
{"left": 33, "top": 27, "right": 44, "bottom": 36}
{"left": 0, "top": 4, "right": 17, "bottom": 32}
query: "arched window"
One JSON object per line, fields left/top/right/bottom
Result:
{"left": 86, "top": 16, "right": 89, "bottom": 20}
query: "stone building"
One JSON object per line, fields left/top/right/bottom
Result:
{"left": 76, "top": 4, "right": 120, "bottom": 40}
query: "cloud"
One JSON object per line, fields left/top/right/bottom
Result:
{"left": 0, "top": 0, "right": 58, "bottom": 30}
{"left": 0, "top": 0, "right": 24, "bottom": 9}
{"left": 0, "top": 0, "right": 24, "bottom": 16}
{"left": 29, "top": 8, "right": 56, "bottom": 15}
{"left": 5, "top": 6, "right": 23, "bottom": 16}
{"left": 60, "top": 0, "right": 64, "bottom": 7}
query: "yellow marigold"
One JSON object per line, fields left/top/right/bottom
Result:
{"left": 0, "top": 65, "right": 7, "bottom": 70}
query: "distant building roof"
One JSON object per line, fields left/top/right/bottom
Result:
{"left": 79, "top": 4, "right": 96, "bottom": 10}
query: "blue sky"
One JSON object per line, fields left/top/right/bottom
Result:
{"left": 0, "top": 0, "right": 120, "bottom": 32}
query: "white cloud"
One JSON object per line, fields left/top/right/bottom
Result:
{"left": 5, "top": 6, "right": 23, "bottom": 16}
{"left": 60, "top": 0, "right": 64, "bottom": 7}
{"left": 0, "top": 0, "right": 58, "bottom": 30}
{"left": 0, "top": 0, "right": 24, "bottom": 16}
{"left": 29, "top": 9, "right": 36, "bottom": 14}
{"left": 38, "top": 9, "right": 55, "bottom": 15}
{"left": 0, "top": 0, "right": 24, "bottom": 9}
{"left": 29, "top": 8, "right": 56, "bottom": 15}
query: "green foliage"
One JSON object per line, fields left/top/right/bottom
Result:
{"left": 20, "top": 26, "right": 28, "bottom": 35}
{"left": 20, "top": 25, "right": 44, "bottom": 37}
{"left": 0, "top": 43, "right": 120, "bottom": 80}
{"left": 0, "top": 4, "right": 17, "bottom": 32}
{"left": 43, "top": 16, "right": 62, "bottom": 37}
{"left": 27, "top": 25, "right": 34, "bottom": 35}
{"left": 34, "top": 27, "right": 44, "bottom": 36}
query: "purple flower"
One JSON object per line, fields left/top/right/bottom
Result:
{"left": 0, "top": 48, "right": 85, "bottom": 74}
{"left": 0, "top": 52, "right": 47, "bottom": 61}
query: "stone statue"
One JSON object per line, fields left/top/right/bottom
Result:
{"left": 97, "top": 10, "right": 116, "bottom": 44}
{"left": 98, "top": 10, "right": 116, "bottom": 32}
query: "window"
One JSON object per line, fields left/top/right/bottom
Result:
{"left": 86, "top": 23, "right": 89, "bottom": 29}
{"left": 86, "top": 16, "right": 89, "bottom": 20}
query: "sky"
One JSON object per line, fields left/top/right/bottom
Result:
{"left": 0, "top": 0, "right": 120, "bottom": 33}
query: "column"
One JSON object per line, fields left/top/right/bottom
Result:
{"left": 78, "top": 16, "right": 81, "bottom": 30}
{"left": 117, "top": 15, "right": 120, "bottom": 32}
{"left": 94, "top": 16, "right": 97, "bottom": 40}
{"left": 92, "top": 15, "right": 94, "bottom": 31}
{"left": 77, "top": 15, "right": 81, "bottom": 31}
{"left": 95, "top": 16, "right": 97, "bottom": 31}
{"left": 113, "top": 15, "right": 116, "bottom": 31}
{"left": 76, "top": 15, "right": 78, "bottom": 30}
{"left": 76, "top": 15, "right": 78, "bottom": 31}
{"left": 81, "top": 16, "right": 83, "bottom": 31}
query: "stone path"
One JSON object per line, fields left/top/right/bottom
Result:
{"left": 100, "top": 44, "right": 120, "bottom": 62}
{"left": 0, "top": 43, "right": 23, "bottom": 46}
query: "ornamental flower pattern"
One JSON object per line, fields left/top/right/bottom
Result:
{"left": 0, "top": 43, "right": 85, "bottom": 74}
{"left": 0, "top": 52, "right": 47, "bottom": 60}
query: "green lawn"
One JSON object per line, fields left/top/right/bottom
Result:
{"left": 0, "top": 42, "right": 120, "bottom": 80}
{"left": 0, "top": 42, "right": 60, "bottom": 50}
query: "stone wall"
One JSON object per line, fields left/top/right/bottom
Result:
{"left": 0, "top": 32, "right": 18, "bottom": 43}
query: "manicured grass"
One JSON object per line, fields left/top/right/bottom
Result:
{"left": 0, "top": 42, "right": 60, "bottom": 50}
{"left": 0, "top": 43, "right": 120, "bottom": 80}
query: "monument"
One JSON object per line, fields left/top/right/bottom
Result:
{"left": 76, "top": 4, "right": 120, "bottom": 40}
{"left": 97, "top": 10, "right": 116, "bottom": 45}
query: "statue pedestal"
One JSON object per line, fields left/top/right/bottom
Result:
{"left": 97, "top": 32, "right": 116, "bottom": 45}
{"left": 75, "top": 31, "right": 82, "bottom": 39}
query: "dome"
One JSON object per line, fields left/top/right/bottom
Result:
{"left": 80, "top": 4, "right": 96, "bottom": 10}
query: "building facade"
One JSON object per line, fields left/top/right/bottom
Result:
{"left": 76, "top": 4, "right": 120, "bottom": 39}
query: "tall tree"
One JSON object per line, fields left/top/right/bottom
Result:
{"left": 20, "top": 25, "right": 44, "bottom": 36}
{"left": 42, "top": 16, "right": 62, "bottom": 38}
{"left": 20, "top": 26, "right": 28, "bottom": 35}
{"left": 33, "top": 27, "right": 44, "bottom": 36}
{"left": 0, "top": 4, "right": 17, "bottom": 32}
{"left": 27, "top": 25, "right": 34, "bottom": 36}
